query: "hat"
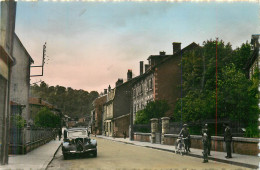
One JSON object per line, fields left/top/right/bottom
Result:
{"left": 183, "top": 124, "right": 187, "bottom": 127}
{"left": 205, "top": 123, "right": 208, "bottom": 127}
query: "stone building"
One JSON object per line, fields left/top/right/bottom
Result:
{"left": 0, "top": 0, "right": 17, "bottom": 164}
{"left": 29, "top": 97, "right": 59, "bottom": 122}
{"left": 132, "top": 42, "right": 199, "bottom": 122}
{"left": 103, "top": 70, "right": 136, "bottom": 137}
{"left": 245, "top": 34, "right": 259, "bottom": 79}
{"left": 92, "top": 94, "right": 107, "bottom": 135}
{"left": 10, "top": 33, "right": 34, "bottom": 122}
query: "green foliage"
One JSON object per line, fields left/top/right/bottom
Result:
{"left": 174, "top": 39, "right": 259, "bottom": 137}
{"left": 34, "top": 107, "right": 60, "bottom": 128}
{"left": 31, "top": 82, "right": 99, "bottom": 118}
{"left": 11, "top": 115, "right": 26, "bottom": 129}
{"left": 135, "top": 100, "right": 169, "bottom": 124}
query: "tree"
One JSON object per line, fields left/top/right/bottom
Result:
{"left": 34, "top": 107, "right": 60, "bottom": 128}
{"left": 30, "top": 82, "right": 99, "bottom": 118}
{"left": 173, "top": 39, "right": 259, "bottom": 137}
{"left": 135, "top": 100, "right": 169, "bottom": 124}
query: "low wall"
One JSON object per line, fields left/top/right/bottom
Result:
{"left": 9, "top": 127, "right": 56, "bottom": 154}
{"left": 164, "top": 134, "right": 259, "bottom": 156}
{"left": 133, "top": 132, "right": 151, "bottom": 142}
{"left": 133, "top": 132, "right": 259, "bottom": 156}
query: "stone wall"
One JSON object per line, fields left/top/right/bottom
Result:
{"left": 133, "top": 132, "right": 259, "bottom": 156}
{"left": 163, "top": 134, "right": 259, "bottom": 156}
{"left": 133, "top": 132, "right": 151, "bottom": 142}
{"left": 114, "top": 114, "right": 130, "bottom": 138}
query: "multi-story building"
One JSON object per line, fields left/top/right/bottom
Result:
{"left": 10, "top": 33, "right": 34, "bottom": 122}
{"left": 245, "top": 34, "right": 259, "bottom": 79}
{"left": 245, "top": 34, "right": 260, "bottom": 115}
{"left": 0, "top": 0, "right": 17, "bottom": 164}
{"left": 103, "top": 70, "right": 136, "bottom": 137}
{"left": 92, "top": 94, "right": 107, "bottom": 135}
{"left": 132, "top": 42, "right": 199, "bottom": 123}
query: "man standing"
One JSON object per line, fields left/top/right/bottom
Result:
{"left": 224, "top": 124, "right": 232, "bottom": 158}
{"left": 203, "top": 124, "right": 211, "bottom": 155}
{"left": 201, "top": 124, "right": 209, "bottom": 163}
{"left": 179, "top": 124, "right": 190, "bottom": 153}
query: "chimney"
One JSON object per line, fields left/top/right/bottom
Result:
{"left": 127, "top": 69, "right": 132, "bottom": 81}
{"left": 108, "top": 85, "right": 111, "bottom": 92}
{"left": 116, "top": 78, "right": 123, "bottom": 87}
{"left": 172, "top": 42, "right": 181, "bottom": 54}
{"left": 145, "top": 64, "right": 149, "bottom": 72}
{"left": 159, "top": 51, "right": 166, "bottom": 55}
{"left": 104, "top": 89, "right": 107, "bottom": 94}
{"left": 140, "top": 61, "right": 144, "bottom": 75}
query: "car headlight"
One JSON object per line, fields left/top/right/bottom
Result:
{"left": 69, "top": 139, "right": 73, "bottom": 145}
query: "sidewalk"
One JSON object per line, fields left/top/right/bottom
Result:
{"left": 96, "top": 135, "right": 259, "bottom": 169}
{"left": 0, "top": 139, "right": 61, "bottom": 170}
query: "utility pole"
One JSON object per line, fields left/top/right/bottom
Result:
{"left": 30, "top": 42, "right": 47, "bottom": 77}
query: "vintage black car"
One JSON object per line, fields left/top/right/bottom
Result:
{"left": 62, "top": 128, "right": 97, "bottom": 159}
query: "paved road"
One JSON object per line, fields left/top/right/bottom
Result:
{"left": 47, "top": 137, "right": 249, "bottom": 170}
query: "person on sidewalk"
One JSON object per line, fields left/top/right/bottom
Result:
{"left": 202, "top": 124, "right": 211, "bottom": 156}
{"left": 179, "top": 124, "right": 190, "bottom": 153}
{"left": 123, "top": 131, "right": 126, "bottom": 139}
{"left": 224, "top": 124, "right": 232, "bottom": 159}
{"left": 201, "top": 124, "right": 209, "bottom": 163}
{"left": 64, "top": 129, "right": 67, "bottom": 139}
{"left": 58, "top": 129, "right": 62, "bottom": 141}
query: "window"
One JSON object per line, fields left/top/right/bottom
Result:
{"left": 149, "top": 78, "right": 153, "bottom": 91}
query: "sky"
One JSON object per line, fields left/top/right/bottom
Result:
{"left": 15, "top": 1, "right": 259, "bottom": 93}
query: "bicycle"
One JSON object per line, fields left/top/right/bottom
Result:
{"left": 175, "top": 136, "right": 188, "bottom": 155}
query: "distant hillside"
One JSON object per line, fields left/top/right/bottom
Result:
{"left": 30, "top": 81, "right": 99, "bottom": 118}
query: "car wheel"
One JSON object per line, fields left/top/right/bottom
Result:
{"left": 93, "top": 150, "right": 97, "bottom": 157}
{"left": 63, "top": 153, "right": 68, "bottom": 160}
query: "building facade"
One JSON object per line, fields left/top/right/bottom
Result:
{"left": 10, "top": 33, "right": 34, "bottom": 122}
{"left": 92, "top": 95, "right": 107, "bottom": 135}
{"left": 0, "top": 0, "right": 17, "bottom": 164}
{"left": 132, "top": 42, "right": 199, "bottom": 123}
{"left": 246, "top": 34, "right": 260, "bottom": 79}
{"left": 103, "top": 70, "right": 135, "bottom": 137}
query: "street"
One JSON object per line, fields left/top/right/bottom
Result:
{"left": 47, "top": 137, "right": 248, "bottom": 170}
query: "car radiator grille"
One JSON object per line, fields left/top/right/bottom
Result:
{"left": 75, "top": 138, "right": 84, "bottom": 151}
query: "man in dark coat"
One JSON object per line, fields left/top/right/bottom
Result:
{"left": 179, "top": 124, "right": 190, "bottom": 153}
{"left": 201, "top": 124, "right": 210, "bottom": 163}
{"left": 202, "top": 124, "right": 211, "bottom": 155}
{"left": 63, "top": 129, "right": 67, "bottom": 139}
{"left": 224, "top": 124, "right": 232, "bottom": 158}
{"left": 58, "top": 129, "right": 62, "bottom": 141}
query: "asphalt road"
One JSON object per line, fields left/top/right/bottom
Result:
{"left": 47, "top": 137, "right": 249, "bottom": 170}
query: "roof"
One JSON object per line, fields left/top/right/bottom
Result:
{"left": 132, "top": 42, "right": 200, "bottom": 85}
{"left": 10, "top": 101, "right": 25, "bottom": 106}
{"left": 29, "top": 97, "right": 55, "bottom": 109}
{"left": 245, "top": 48, "right": 259, "bottom": 70}
{"left": 14, "top": 33, "right": 34, "bottom": 64}
{"left": 155, "top": 42, "right": 200, "bottom": 68}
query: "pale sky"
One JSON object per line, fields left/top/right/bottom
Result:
{"left": 15, "top": 1, "right": 259, "bottom": 93}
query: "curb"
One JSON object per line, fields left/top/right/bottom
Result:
{"left": 96, "top": 136, "right": 258, "bottom": 169}
{"left": 43, "top": 142, "right": 62, "bottom": 170}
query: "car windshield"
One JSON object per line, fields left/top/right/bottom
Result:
{"left": 68, "top": 130, "right": 87, "bottom": 138}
